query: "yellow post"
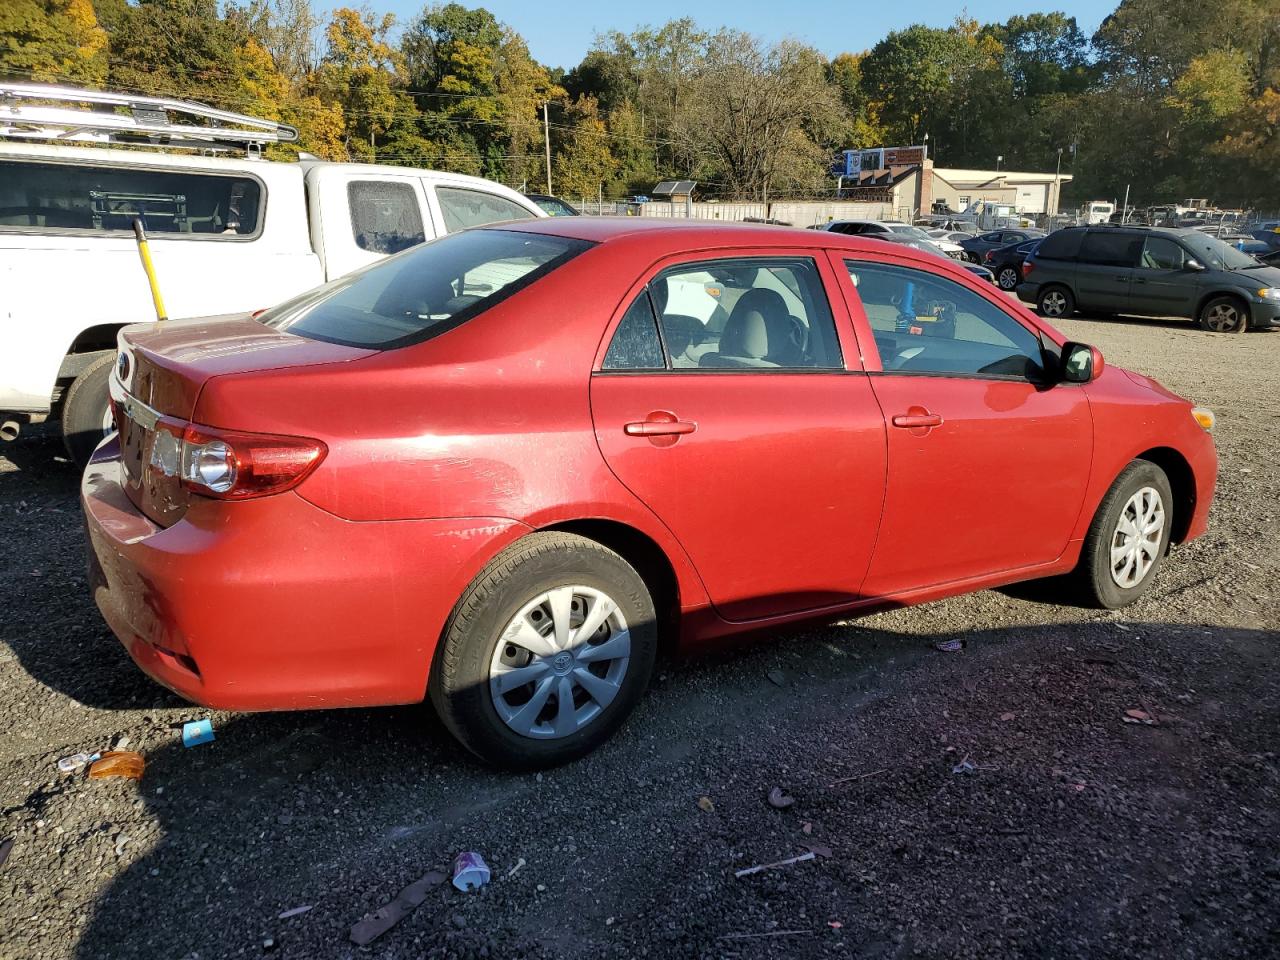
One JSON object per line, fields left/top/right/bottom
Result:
{"left": 132, "top": 218, "right": 168, "bottom": 324}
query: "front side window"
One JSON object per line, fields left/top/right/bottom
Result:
{"left": 436, "top": 186, "right": 535, "bottom": 233}
{"left": 1079, "top": 231, "right": 1142, "bottom": 267}
{"left": 845, "top": 260, "right": 1046, "bottom": 380}
{"left": 348, "top": 180, "right": 425, "bottom": 254}
{"left": 0, "top": 160, "right": 262, "bottom": 237}
{"left": 1139, "top": 236, "right": 1187, "bottom": 270}
{"left": 259, "top": 229, "right": 590, "bottom": 349}
{"left": 646, "top": 258, "right": 842, "bottom": 369}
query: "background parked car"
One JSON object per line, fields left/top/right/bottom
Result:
{"left": 868, "top": 233, "right": 996, "bottom": 283}
{"left": 526, "top": 194, "right": 580, "bottom": 216}
{"left": 984, "top": 238, "right": 1042, "bottom": 291}
{"left": 959, "top": 228, "right": 1046, "bottom": 263}
{"left": 1017, "top": 225, "right": 1280, "bottom": 332}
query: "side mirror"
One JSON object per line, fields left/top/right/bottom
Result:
{"left": 1186, "top": 259, "right": 1205, "bottom": 271}
{"left": 1061, "top": 341, "right": 1104, "bottom": 383}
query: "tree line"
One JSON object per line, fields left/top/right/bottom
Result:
{"left": 2, "top": 0, "right": 1277, "bottom": 208}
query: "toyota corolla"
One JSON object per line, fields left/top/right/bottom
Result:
{"left": 82, "top": 219, "right": 1217, "bottom": 768}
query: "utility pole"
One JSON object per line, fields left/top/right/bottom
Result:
{"left": 542, "top": 102, "right": 552, "bottom": 196}
{"left": 1054, "top": 147, "right": 1063, "bottom": 219}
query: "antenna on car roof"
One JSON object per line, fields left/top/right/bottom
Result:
{"left": 0, "top": 83, "right": 298, "bottom": 156}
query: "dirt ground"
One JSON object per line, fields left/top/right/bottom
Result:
{"left": 1, "top": 311, "right": 1277, "bottom": 960}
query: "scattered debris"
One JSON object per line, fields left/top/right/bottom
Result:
{"left": 451, "top": 851, "right": 491, "bottom": 892}
{"left": 999, "top": 712, "right": 1016, "bottom": 722}
{"left": 934, "top": 638, "right": 965, "bottom": 653}
{"left": 720, "top": 929, "right": 812, "bottom": 940}
{"left": 277, "top": 905, "right": 313, "bottom": 920}
{"left": 767, "top": 787, "right": 795, "bottom": 810}
{"left": 114, "top": 834, "right": 132, "bottom": 857}
{"left": 828, "top": 768, "right": 887, "bottom": 787}
{"left": 697, "top": 796, "right": 715, "bottom": 813}
{"left": 802, "top": 821, "right": 813, "bottom": 835}
{"left": 57, "top": 752, "right": 100, "bottom": 775}
{"left": 182, "top": 719, "right": 215, "bottom": 748}
{"left": 734, "top": 851, "right": 816, "bottom": 878}
{"left": 802, "top": 843, "right": 832, "bottom": 858}
{"left": 505, "top": 858, "right": 526, "bottom": 879}
{"left": 765, "top": 669, "right": 786, "bottom": 687}
{"left": 1123, "top": 708, "right": 1156, "bottom": 725}
{"left": 0, "top": 838, "right": 12, "bottom": 872}
{"left": 88, "top": 751, "right": 145, "bottom": 781}
{"left": 828, "top": 921, "right": 843, "bottom": 930}
{"left": 349, "top": 868, "right": 447, "bottom": 946}
{"left": 114, "top": 735, "right": 131, "bottom": 752}
{"left": 952, "top": 757, "right": 978, "bottom": 776}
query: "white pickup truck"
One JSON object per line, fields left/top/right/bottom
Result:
{"left": 0, "top": 84, "right": 546, "bottom": 464}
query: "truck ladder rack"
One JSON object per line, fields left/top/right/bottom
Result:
{"left": 0, "top": 83, "right": 298, "bottom": 156}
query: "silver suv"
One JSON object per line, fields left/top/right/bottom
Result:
{"left": 1017, "top": 226, "right": 1280, "bottom": 332}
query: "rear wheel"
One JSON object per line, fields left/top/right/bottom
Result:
{"left": 1037, "top": 285, "right": 1075, "bottom": 319}
{"left": 996, "top": 265, "right": 1020, "bottom": 291}
{"left": 1073, "top": 460, "right": 1173, "bottom": 609}
{"left": 61, "top": 353, "right": 115, "bottom": 469}
{"left": 1198, "top": 295, "right": 1248, "bottom": 333}
{"left": 430, "top": 532, "right": 657, "bottom": 769}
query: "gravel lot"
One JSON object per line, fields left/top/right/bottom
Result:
{"left": 1, "top": 311, "right": 1277, "bottom": 960}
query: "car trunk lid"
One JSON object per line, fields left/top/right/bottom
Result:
{"left": 113, "top": 317, "right": 373, "bottom": 526}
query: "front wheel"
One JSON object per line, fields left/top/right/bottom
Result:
{"left": 61, "top": 353, "right": 116, "bottom": 469}
{"left": 1198, "top": 296, "right": 1248, "bottom": 333}
{"left": 430, "top": 532, "right": 657, "bottom": 769}
{"left": 1074, "top": 460, "right": 1174, "bottom": 609}
{"left": 1037, "top": 285, "right": 1075, "bottom": 319}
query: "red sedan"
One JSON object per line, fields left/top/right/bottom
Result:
{"left": 83, "top": 219, "right": 1217, "bottom": 768}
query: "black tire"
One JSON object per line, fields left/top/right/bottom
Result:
{"left": 996, "top": 264, "right": 1020, "bottom": 291}
{"left": 1197, "top": 295, "right": 1248, "bottom": 333}
{"left": 61, "top": 353, "right": 115, "bottom": 468}
{"left": 429, "top": 532, "right": 658, "bottom": 769}
{"left": 1073, "top": 460, "right": 1174, "bottom": 609}
{"left": 1037, "top": 285, "right": 1075, "bottom": 319}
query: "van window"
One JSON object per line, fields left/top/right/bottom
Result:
{"left": 348, "top": 181, "right": 425, "bottom": 254}
{"left": 436, "top": 186, "right": 535, "bottom": 233}
{"left": 1139, "top": 237, "right": 1187, "bottom": 270}
{"left": 1079, "top": 231, "right": 1142, "bottom": 267}
{"left": 1035, "top": 229, "right": 1083, "bottom": 260}
{"left": 0, "top": 160, "right": 262, "bottom": 237}
{"left": 259, "top": 229, "right": 590, "bottom": 350}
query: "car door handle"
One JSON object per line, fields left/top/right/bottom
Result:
{"left": 891, "top": 413, "right": 943, "bottom": 429}
{"left": 622, "top": 417, "right": 696, "bottom": 440}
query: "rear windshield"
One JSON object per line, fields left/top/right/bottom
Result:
{"left": 259, "top": 229, "right": 591, "bottom": 349}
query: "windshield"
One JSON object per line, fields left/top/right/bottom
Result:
{"left": 1180, "top": 233, "right": 1261, "bottom": 270}
{"left": 531, "top": 196, "right": 579, "bottom": 217}
{"left": 259, "top": 229, "right": 591, "bottom": 349}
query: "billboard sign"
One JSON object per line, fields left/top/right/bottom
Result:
{"left": 839, "top": 145, "right": 927, "bottom": 177}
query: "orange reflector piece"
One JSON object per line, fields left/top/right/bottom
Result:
{"left": 1191, "top": 407, "right": 1215, "bottom": 432}
{"left": 88, "top": 751, "right": 146, "bottom": 781}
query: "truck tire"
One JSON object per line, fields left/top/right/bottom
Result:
{"left": 62, "top": 353, "right": 115, "bottom": 468}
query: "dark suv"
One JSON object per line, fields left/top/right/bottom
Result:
{"left": 1017, "top": 226, "right": 1280, "bottom": 332}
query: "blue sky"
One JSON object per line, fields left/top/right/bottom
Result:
{"left": 373, "top": 0, "right": 1117, "bottom": 70}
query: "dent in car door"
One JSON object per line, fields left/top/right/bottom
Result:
{"left": 589, "top": 253, "right": 887, "bottom": 621}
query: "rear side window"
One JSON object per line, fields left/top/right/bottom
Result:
{"left": 602, "top": 292, "right": 665, "bottom": 370}
{"left": 1079, "top": 231, "right": 1142, "bottom": 267}
{"left": 1035, "top": 230, "right": 1084, "bottom": 260}
{"left": 259, "top": 229, "right": 590, "bottom": 349}
{"left": 348, "top": 180, "right": 425, "bottom": 254}
{"left": 0, "top": 160, "right": 262, "bottom": 237}
{"left": 437, "top": 186, "right": 535, "bottom": 233}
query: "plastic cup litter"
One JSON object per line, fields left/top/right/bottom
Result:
{"left": 451, "top": 852, "right": 491, "bottom": 892}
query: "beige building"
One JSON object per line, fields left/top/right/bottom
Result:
{"left": 841, "top": 159, "right": 1073, "bottom": 219}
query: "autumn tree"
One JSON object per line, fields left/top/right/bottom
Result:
{"left": 0, "top": 0, "right": 108, "bottom": 85}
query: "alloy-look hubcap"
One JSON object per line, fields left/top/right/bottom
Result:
{"left": 1205, "top": 304, "right": 1239, "bottom": 332}
{"left": 1109, "top": 486, "right": 1165, "bottom": 589}
{"left": 999, "top": 268, "right": 1019, "bottom": 289}
{"left": 489, "top": 585, "right": 631, "bottom": 739}
{"left": 1042, "top": 292, "right": 1066, "bottom": 316}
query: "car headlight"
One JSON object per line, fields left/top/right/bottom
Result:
{"left": 1258, "top": 288, "right": 1280, "bottom": 300}
{"left": 1191, "top": 407, "right": 1215, "bottom": 432}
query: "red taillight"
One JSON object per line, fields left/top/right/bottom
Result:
{"left": 179, "top": 424, "right": 326, "bottom": 500}
{"left": 984, "top": 250, "right": 995, "bottom": 262}
{"left": 1022, "top": 260, "right": 1035, "bottom": 277}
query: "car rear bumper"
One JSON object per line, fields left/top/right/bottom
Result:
{"left": 82, "top": 436, "right": 529, "bottom": 711}
{"left": 1015, "top": 282, "right": 1039, "bottom": 303}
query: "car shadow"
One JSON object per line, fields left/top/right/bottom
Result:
{"left": 46, "top": 618, "right": 1276, "bottom": 958}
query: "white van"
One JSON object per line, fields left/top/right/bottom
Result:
{"left": 0, "top": 84, "right": 545, "bottom": 464}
